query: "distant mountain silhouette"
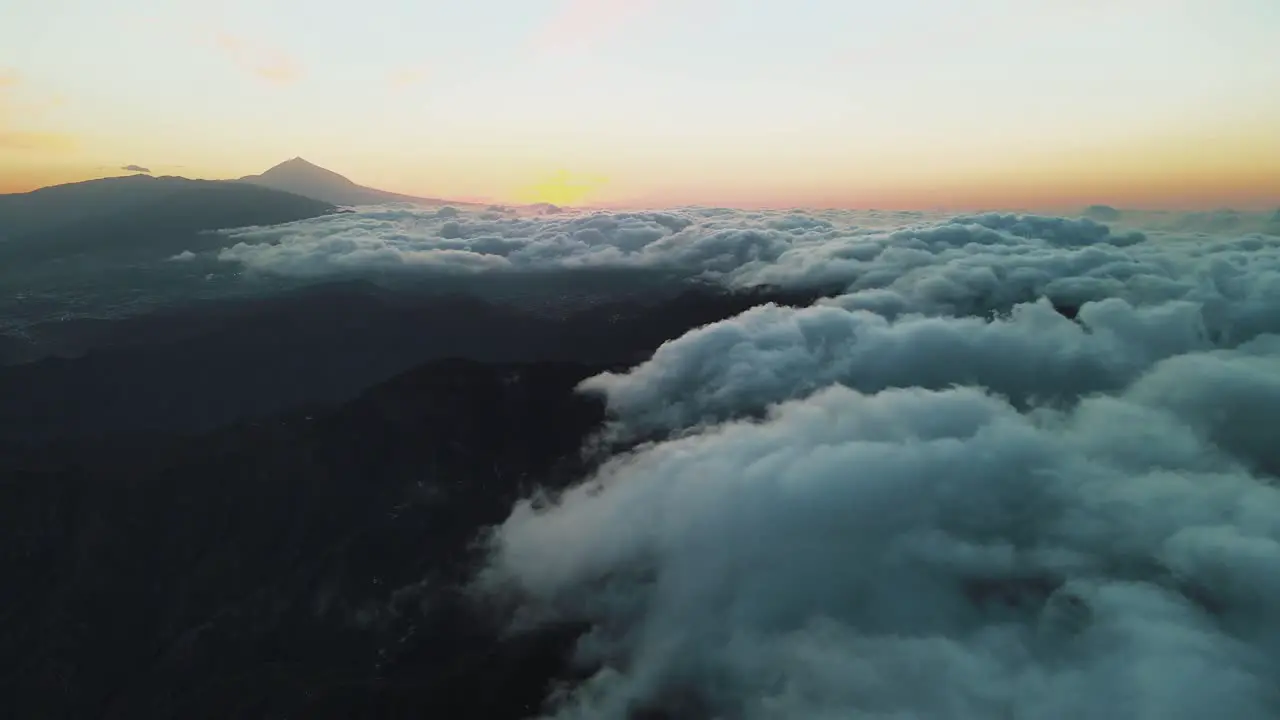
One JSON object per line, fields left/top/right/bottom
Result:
{"left": 238, "top": 157, "right": 462, "bottom": 207}
{"left": 0, "top": 174, "right": 336, "bottom": 265}
{"left": 1082, "top": 205, "right": 1121, "bottom": 222}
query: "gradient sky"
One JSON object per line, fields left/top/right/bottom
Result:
{"left": 3, "top": 0, "right": 1279, "bottom": 209}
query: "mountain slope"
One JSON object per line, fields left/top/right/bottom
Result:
{"left": 0, "top": 357, "right": 608, "bottom": 719}
{"left": 0, "top": 175, "right": 336, "bottom": 264}
{"left": 238, "top": 157, "right": 458, "bottom": 207}
{"left": 0, "top": 280, "right": 842, "bottom": 717}
{"left": 0, "top": 174, "right": 168, "bottom": 239}
{"left": 0, "top": 281, "right": 833, "bottom": 441}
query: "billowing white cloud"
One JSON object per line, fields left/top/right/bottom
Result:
{"left": 215, "top": 206, "right": 1280, "bottom": 322}
{"left": 578, "top": 297, "right": 1215, "bottom": 441}
{"left": 427, "top": 205, "right": 1280, "bottom": 718}
{"left": 483, "top": 346, "right": 1280, "bottom": 718}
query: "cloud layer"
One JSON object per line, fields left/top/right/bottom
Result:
{"left": 214, "top": 205, "right": 1278, "bottom": 302}
{"left": 358, "top": 205, "right": 1280, "bottom": 718}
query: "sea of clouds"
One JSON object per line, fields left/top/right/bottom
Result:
{"left": 225, "top": 204, "right": 1280, "bottom": 718}
{"left": 214, "top": 205, "right": 1280, "bottom": 313}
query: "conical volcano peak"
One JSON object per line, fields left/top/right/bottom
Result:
{"left": 238, "top": 158, "right": 458, "bottom": 207}
{"left": 276, "top": 157, "right": 320, "bottom": 170}
{"left": 257, "top": 157, "right": 353, "bottom": 184}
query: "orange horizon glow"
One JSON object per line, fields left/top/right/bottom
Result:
{"left": 2, "top": 156, "right": 1278, "bottom": 213}
{"left": 4, "top": 103, "right": 1275, "bottom": 211}
{"left": 3, "top": 0, "right": 1279, "bottom": 213}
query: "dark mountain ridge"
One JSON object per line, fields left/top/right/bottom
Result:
{"left": 0, "top": 270, "right": 1103, "bottom": 718}
{"left": 0, "top": 174, "right": 335, "bottom": 248}
{"left": 1, "top": 357, "right": 611, "bottom": 719}
{"left": 0, "top": 276, "right": 837, "bottom": 718}
{"left": 0, "top": 281, "right": 831, "bottom": 443}
{"left": 0, "top": 174, "right": 340, "bottom": 348}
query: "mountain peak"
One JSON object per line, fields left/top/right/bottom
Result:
{"left": 277, "top": 156, "right": 319, "bottom": 169}
{"left": 257, "top": 157, "right": 352, "bottom": 183}
{"left": 238, "top": 158, "right": 457, "bottom": 208}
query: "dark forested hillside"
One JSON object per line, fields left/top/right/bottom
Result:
{"left": 0, "top": 282, "right": 829, "bottom": 441}
{"left": 1, "top": 358, "right": 609, "bottom": 719}
{"left": 0, "top": 282, "right": 831, "bottom": 719}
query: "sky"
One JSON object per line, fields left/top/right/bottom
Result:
{"left": 2, "top": 0, "right": 1279, "bottom": 209}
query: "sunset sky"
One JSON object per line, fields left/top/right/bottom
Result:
{"left": 3, "top": 0, "right": 1279, "bottom": 209}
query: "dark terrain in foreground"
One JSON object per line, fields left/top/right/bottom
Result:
{"left": 0, "top": 281, "right": 830, "bottom": 441}
{"left": 0, "top": 272, "right": 1088, "bottom": 718}
{"left": 0, "top": 283, "right": 833, "bottom": 719}
{"left": 3, "top": 358, "right": 605, "bottom": 719}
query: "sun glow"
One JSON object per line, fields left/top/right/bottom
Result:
{"left": 511, "top": 170, "right": 609, "bottom": 207}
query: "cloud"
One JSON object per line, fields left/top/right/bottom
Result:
{"left": 212, "top": 32, "right": 302, "bottom": 86}
{"left": 121, "top": 164, "right": 152, "bottom": 174}
{"left": 344, "top": 205, "right": 1280, "bottom": 716}
{"left": 577, "top": 297, "right": 1217, "bottom": 442}
{"left": 480, "top": 340, "right": 1280, "bottom": 718}
{"left": 216, "top": 206, "right": 703, "bottom": 277}
{"left": 1111, "top": 209, "right": 1279, "bottom": 236}
{"left": 531, "top": 0, "right": 659, "bottom": 54}
{"left": 213, "top": 208, "right": 1279, "bottom": 322}
{"left": 483, "top": 352, "right": 1280, "bottom": 718}
{"left": 188, "top": 201, "right": 1280, "bottom": 715}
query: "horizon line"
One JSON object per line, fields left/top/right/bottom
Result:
{"left": 3, "top": 165, "right": 1276, "bottom": 216}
